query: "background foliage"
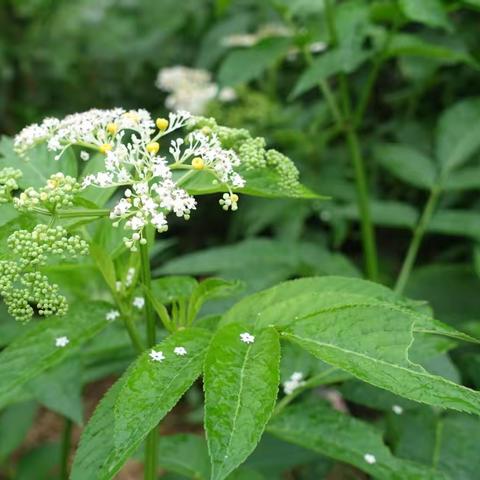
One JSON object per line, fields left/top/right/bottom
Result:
{"left": 1, "top": 0, "right": 480, "bottom": 479}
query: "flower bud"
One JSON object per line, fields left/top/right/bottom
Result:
{"left": 146, "top": 142, "right": 160, "bottom": 154}
{"left": 106, "top": 122, "right": 118, "bottom": 135}
{"left": 156, "top": 118, "right": 169, "bottom": 131}
{"left": 100, "top": 143, "right": 113, "bottom": 154}
{"left": 191, "top": 157, "right": 205, "bottom": 170}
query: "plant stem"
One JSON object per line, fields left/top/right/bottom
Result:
{"left": 139, "top": 241, "right": 158, "bottom": 480}
{"left": 33, "top": 207, "right": 111, "bottom": 218}
{"left": 394, "top": 187, "right": 441, "bottom": 294}
{"left": 60, "top": 418, "right": 72, "bottom": 480}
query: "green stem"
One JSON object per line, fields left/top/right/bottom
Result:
{"left": 139, "top": 241, "right": 158, "bottom": 480}
{"left": 394, "top": 187, "right": 441, "bottom": 294}
{"left": 60, "top": 418, "right": 72, "bottom": 480}
{"left": 321, "top": 0, "right": 378, "bottom": 281}
{"left": 33, "top": 207, "right": 111, "bottom": 218}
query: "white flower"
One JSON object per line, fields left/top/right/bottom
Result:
{"left": 106, "top": 309, "right": 120, "bottom": 321}
{"left": 364, "top": 453, "right": 376, "bottom": 465}
{"left": 80, "top": 150, "right": 90, "bottom": 161}
{"left": 125, "top": 267, "right": 135, "bottom": 287}
{"left": 282, "top": 372, "right": 306, "bottom": 395}
{"left": 174, "top": 346, "right": 187, "bottom": 356}
{"left": 392, "top": 405, "right": 403, "bottom": 415}
{"left": 240, "top": 332, "right": 255, "bottom": 344}
{"left": 133, "top": 296, "right": 145, "bottom": 309}
{"left": 149, "top": 349, "right": 165, "bottom": 362}
{"left": 55, "top": 336, "right": 69, "bottom": 348}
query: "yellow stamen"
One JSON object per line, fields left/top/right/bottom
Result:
{"left": 146, "top": 142, "right": 160, "bottom": 154}
{"left": 191, "top": 157, "right": 205, "bottom": 170}
{"left": 100, "top": 143, "right": 113, "bottom": 154}
{"left": 106, "top": 122, "right": 118, "bottom": 135}
{"left": 156, "top": 118, "right": 169, "bottom": 131}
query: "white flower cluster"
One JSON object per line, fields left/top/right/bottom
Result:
{"left": 156, "top": 66, "right": 236, "bottom": 114}
{"left": 14, "top": 109, "right": 246, "bottom": 251}
{"left": 282, "top": 371, "right": 306, "bottom": 395}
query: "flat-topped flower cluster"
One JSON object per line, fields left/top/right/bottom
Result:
{"left": 14, "top": 108, "right": 246, "bottom": 251}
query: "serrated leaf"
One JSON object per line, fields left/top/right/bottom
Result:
{"left": 374, "top": 143, "right": 436, "bottom": 189}
{"left": 399, "top": 0, "right": 452, "bottom": 31}
{"left": 0, "top": 302, "right": 111, "bottom": 406}
{"left": 204, "top": 324, "right": 280, "bottom": 480}
{"left": 268, "top": 402, "right": 444, "bottom": 479}
{"left": 281, "top": 304, "right": 480, "bottom": 415}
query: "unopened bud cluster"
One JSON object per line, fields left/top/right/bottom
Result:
{"left": 14, "top": 173, "right": 80, "bottom": 212}
{"left": 0, "top": 167, "right": 22, "bottom": 203}
{"left": 0, "top": 225, "right": 88, "bottom": 322}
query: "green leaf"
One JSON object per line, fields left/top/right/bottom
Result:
{"left": 436, "top": 98, "right": 480, "bottom": 174}
{"left": 292, "top": 47, "right": 371, "bottom": 98}
{"left": 188, "top": 278, "right": 244, "bottom": 323}
{"left": 27, "top": 356, "right": 84, "bottom": 424}
{"left": 443, "top": 165, "right": 480, "bottom": 191}
{"left": 0, "top": 302, "right": 111, "bottom": 407}
{"left": 281, "top": 304, "right": 480, "bottom": 415}
{"left": 156, "top": 434, "right": 210, "bottom": 479}
{"left": 218, "top": 37, "right": 292, "bottom": 87}
{"left": 0, "top": 401, "right": 37, "bottom": 463}
{"left": 428, "top": 209, "right": 480, "bottom": 239}
{"left": 151, "top": 275, "right": 199, "bottom": 305}
{"left": 399, "top": 0, "right": 452, "bottom": 31}
{"left": 268, "top": 402, "right": 443, "bottom": 479}
{"left": 71, "top": 379, "right": 125, "bottom": 480}
{"left": 374, "top": 143, "right": 437, "bottom": 189}
{"left": 204, "top": 324, "right": 280, "bottom": 480}
{"left": 90, "top": 243, "right": 117, "bottom": 292}
{"left": 0, "top": 137, "right": 77, "bottom": 189}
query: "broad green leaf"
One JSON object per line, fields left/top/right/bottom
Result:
{"left": 0, "top": 401, "right": 37, "bottom": 463}
{"left": 281, "top": 304, "right": 480, "bottom": 415}
{"left": 391, "top": 410, "right": 480, "bottom": 480}
{"left": 428, "top": 209, "right": 480, "bottom": 239}
{"left": 218, "top": 37, "right": 292, "bottom": 87}
{"left": 16, "top": 442, "right": 61, "bottom": 480}
{"left": 268, "top": 402, "right": 443, "bottom": 479}
{"left": 436, "top": 98, "right": 480, "bottom": 174}
{"left": 0, "top": 302, "right": 111, "bottom": 407}
{"left": 399, "top": 0, "right": 452, "bottom": 31}
{"left": 181, "top": 167, "right": 320, "bottom": 199}
{"left": 444, "top": 165, "right": 480, "bottom": 191}
{"left": 386, "top": 33, "right": 475, "bottom": 65}
{"left": 71, "top": 379, "right": 125, "bottom": 480}
{"left": 292, "top": 47, "right": 371, "bottom": 98}
{"left": 0, "top": 204, "right": 20, "bottom": 228}
{"left": 188, "top": 278, "right": 244, "bottom": 322}
{"left": 204, "top": 324, "right": 280, "bottom": 480}
{"left": 27, "top": 356, "right": 83, "bottom": 424}
{"left": 0, "top": 137, "right": 77, "bottom": 188}
{"left": 374, "top": 143, "right": 436, "bottom": 189}
{"left": 151, "top": 275, "right": 199, "bottom": 305}
{"left": 90, "top": 243, "right": 117, "bottom": 292}
{"left": 113, "top": 329, "right": 211, "bottom": 476}
{"left": 156, "top": 434, "right": 210, "bottom": 479}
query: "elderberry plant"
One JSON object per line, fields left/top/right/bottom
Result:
{"left": 1, "top": 101, "right": 480, "bottom": 480}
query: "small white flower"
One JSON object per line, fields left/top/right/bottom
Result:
{"left": 282, "top": 371, "right": 306, "bottom": 395}
{"left": 240, "top": 332, "right": 255, "bottom": 344}
{"left": 392, "top": 405, "right": 403, "bottom": 415}
{"left": 364, "top": 453, "right": 376, "bottom": 464}
{"left": 106, "top": 309, "right": 120, "bottom": 321}
{"left": 115, "top": 281, "right": 122, "bottom": 292}
{"left": 55, "top": 336, "right": 69, "bottom": 348}
{"left": 174, "top": 346, "right": 187, "bottom": 356}
{"left": 291, "top": 372, "right": 303, "bottom": 382}
{"left": 149, "top": 349, "right": 165, "bottom": 362}
{"left": 133, "top": 296, "right": 145, "bottom": 309}
{"left": 80, "top": 150, "right": 90, "bottom": 161}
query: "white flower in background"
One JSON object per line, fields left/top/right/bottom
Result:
{"left": 14, "top": 108, "right": 246, "bottom": 251}
{"left": 283, "top": 371, "right": 306, "bottom": 395}
{"left": 240, "top": 332, "right": 255, "bottom": 344}
{"left": 149, "top": 349, "right": 165, "bottom": 362}
{"left": 364, "top": 453, "right": 376, "bottom": 464}
{"left": 156, "top": 66, "right": 236, "bottom": 114}
{"left": 125, "top": 267, "right": 135, "bottom": 287}
{"left": 80, "top": 150, "right": 90, "bottom": 161}
{"left": 392, "top": 404, "right": 403, "bottom": 415}
{"left": 174, "top": 346, "right": 187, "bottom": 356}
{"left": 55, "top": 336, "right": 69, "bottom": 348}
{"left": 133, "top": 296, "right": 145, "bottom": 309}
{"left": 106, "top": 309, "right": 120, "bottom": 321}
{"left": 222, "top": 23, "right": 292, "bottom": 48}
